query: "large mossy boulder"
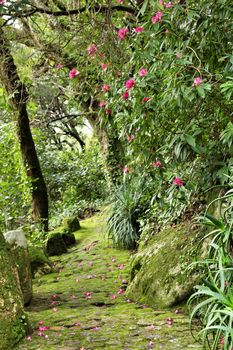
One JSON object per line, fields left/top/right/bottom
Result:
{"left": 28, "top": 245, "right": 53, "bottom": 277}
{"left": 63, "top": 216, "right": 80, "bottom": 233}
{"left": 46, "top": 231, "right": 67, "bottom": 257}
{"left": 0, "top": 231, "right": 29, "bottom": 349}
{"left": 3, "top": 229, "right": 32, "bottom": 305}
{"left": 126, "top": 222, "right": 203, "bottom": 308}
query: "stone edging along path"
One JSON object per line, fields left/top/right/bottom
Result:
{"left": 18, "top": 213, "right": 201, "bottom": 350}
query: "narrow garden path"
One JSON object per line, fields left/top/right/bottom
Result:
{"left": 18, "top": 213, "right": 201, "bottom": 350}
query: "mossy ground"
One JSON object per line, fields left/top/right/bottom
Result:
{"left": 17, "top": 213, "right": 201, "bottom": 350}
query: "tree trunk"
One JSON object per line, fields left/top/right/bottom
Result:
{"left": 0, "top": 26, "right": 49, "bottom": 231}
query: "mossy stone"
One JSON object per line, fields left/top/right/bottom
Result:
{"left": 28, "top": 245, "right": 53, "bottom": 277}
{"left": 61, "top": 232, "right": 76, "bottom": 246}
{"left": 46, "top": 232, "right": 67, "bottom": 257}
{"left": 126, "top": 222, "right": 203, "bottom": 308}
{"left": 4, "top": 229, "right": 33, "bottom": 306}
{"left": 0, "top": 231, "right": 29, "bottom": 349}
{"left": 63, "top": 216, "right": 80, "bottom": 233}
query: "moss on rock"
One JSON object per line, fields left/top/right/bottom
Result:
{"left": 4, "top": 229, "right": 32, "bottom": 305}
{"left": 46, "top": 232, "right": 67, "bottom": 257}
{"left": 28, "top": 245, "right": 53, "bottom": 277}
{"left": 63, "top": 216, "right": 80, "bottom": 233}
{"left": 0, "top": 231, "right": 30, "bottom": 349}
{"left": 126, "top": 222, "right": 203, "bottom": 308}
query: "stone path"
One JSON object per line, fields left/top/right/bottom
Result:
{"left": 18, "top": 213, "right": 201, "bottom": 350}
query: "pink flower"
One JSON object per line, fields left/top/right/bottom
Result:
{"left": 27, "top": 336, "right": 32, "bottom": 341}
{"left": 123, "top": 166, "right": 129, "bottom": 174}
{"left": 105, "top": 108, "right": 111, "bottom": 115}
{"left": 117, "top": 0, "right": 123, "bottom": 2}
{"left": 134, "top": 27, "right": 144, "bottom": 33}
{"left": 38, "top": 332, "right": 43, "bottom": 337}
{"left": 125, "top": 79, "right": 135, "bottom": 90}
{"left": 148, "top": 340, "right": 154, "bottom": 348}
{"left": 45, "top": 335, "right": 49, "bottom": 339}
{"left": 0, "top": 0, "right": 6, "bottom": 4}
{"left": 69, "top": 69, "right": 80, "bottom": 79}
{"left": 158, "top": 0, "right": 163, "bottom": 4}
{"left": 52, "top": 294, "right": 57, "bottom": 299}
{"left": 142, "top": 97, "right": 151, "bottom": 103}
{"left": 111, "top": 257, "right": 116, "bottom": 262}
{"left": 38, "top": 320, "right": 43, "bottom": 325}
{"left": 39, "top": 326, "right": 49, "bottom": 331}
{"left": 87, "top": 44, "right": 97, "bottom": 58}
{"left": 152, "top": 161, "right": 162, "bottom": 168}
{"left": 99, "top": 101, "right": 107, "bottom": 108}
{"left": 139, "top": 68, "right": 148, "bottom": 77}
{"left": 165, "top": 2, "right": 173, "bottom": 8}
{"left": 75, "top": 322, "right": 81, "bottom": 326}
{"left": 101, "top": 85, "right": 110, "bottom": 92}
{"left": 118, "top": 28, "right": 129, "bottom": 40}
{"left": 101, "top": 63, "right": 107, "bottom": 71}
{"left": 84, "top": 291, "right": 92, "bottom": 299}
{"left": 166, "top": 317, "right": 173, "bottom": 325}
{"left": 173, "top": 177, "right": 184, "bottom": 186}
{"left": 175, "top": 309, "right": 182, "bottom": 314}
{"left": 220, "top": 339, "right": 224, "bottom": 345}
{"left": 111, "top": 294, "right": 117, "bottom": 299}
{"left": 194, "top": 76, "right": 203, "bottom": 86}
{"left": 92, "top": 326, "right": 100, "bottom": 331}
{"left": 152, "top": 11, "right": 163, "bottom": 24}
{"left": 57, "top": 63, "right": 63, "bottom": 69}
{"left": 118, "top": 263, "right": 124, "bottom": 269}
{"left": 122, "top": 91, "right": 129, "bottom": 100}
{"left": 117, "top": 289, "right": 125, "bottom": 295}
{"left": 126, "top": 134, "right": 135, "bottom": 142}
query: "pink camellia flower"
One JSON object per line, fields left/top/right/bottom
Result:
{"left": 39, "top": 326, "right": 49, "bottom": 331}
{"left": 159, "top": 0, "right": 163, "bottom": 4}
{"left": 166, "top": 317, "right": 173, "bottom": 325}
{"left": 111, "top": 294, "right": 117, "bottom": 299}
{"left": 122, "top": 91, "right": 129, "bottom": 100}
{"left": 123, "top": 166, "right": 129, "bottom": 174}
{"left": 125, "top": 79, "right": 135, "bottom": 90}
{"left": 38, "top": 332, "right": 43, "bottom": 337}
{"left": 105, "top": 108, "right": 111, "bottom": 115}
{"left": 99, "top": 101, "right": 107, "bottom": 108}
{"left": 38, "top": 320, "right": 43, "bottom": 325}
{"left": 118, "top": 263, "right": 124, "bottom": 269}
{"left": 194, "top": 76, "right": 203, "bottom": 86}
{"left": 117, "top": 289, "right": 125, "bottom": 295}
{"left": 101, "top": 63, "right": 107, "bottom": 71}
{"left": 173, "top": 177, "right": 184, "bottom": 186}
{"left": 142, "top": 97, "right": 151, "bottom": 103}
{"left": 101, "top": 85, "right": 110, "bottom": 92}
{"left": 57, "top": 63, "right": 63, "bottom": 69}
{"left": 139, "top": 68, "right": 148, "bottom": 77}
{"left": 152, "top": 160, "right": 162, "bottom": 168}
{"left": 84, "top": 291, "right": 92, "bottom": 299}
{"left": 134, "top": 26, "right": 144, "bottom": 33}
{"left": 152, "top": 11, "right": 163, "bottom": 24}
{"left": 87, "top": 43, "right": 97, "bottom": 58}
{"left": 69, "top": 69, "right": 80, "bottom": 79}
{"left": 148, "top": 340, "right": 154, "bottom": 349}
{"left": 165, "top": 1, "right": 173, "bottom": 8}
{"left": 220, "top": 339, "right": 224, "bottom": 345}
{"left": 118, "top": 28, "right": 129, "bottom": 40}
